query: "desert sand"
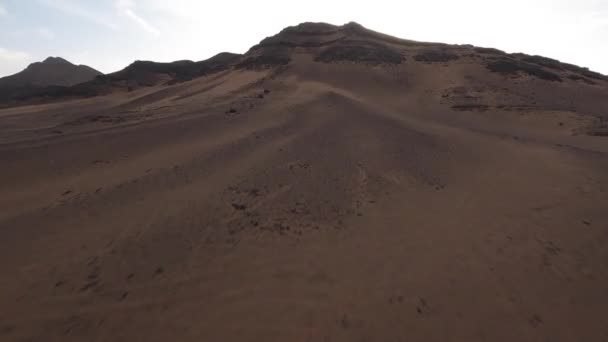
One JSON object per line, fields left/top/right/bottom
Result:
{"left": 1, "top": 23, "right": 608, "bottom": 341}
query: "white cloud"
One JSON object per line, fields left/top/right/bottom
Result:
{"left": 115, "top": 0, "right": 160, "bottom": 36}
{"left": 0, "top": 3, "right": 7, "bottom": 16}
{"left": 41, "top": 0, "right": 118, "bottom": 30}
{"left": 37, "top": 27, "right": 56, "bottom": 40}
{"left": 124, "top": 9, "right": 160, "bottom": 35}
{"left": 0, "top": 47, "right": 31, "bottom": 61}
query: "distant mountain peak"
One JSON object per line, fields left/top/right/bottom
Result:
{"left": 0, "top": 57, "right": 102, "bottom": 88}
{"left": 41, "top": 56, "right": 72, "bottom": 65}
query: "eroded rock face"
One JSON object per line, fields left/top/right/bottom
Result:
{"left": 414, "top": 50, "right": 460, "bottom": 63}
{"left": 315, "top": 41, "right": 404, "bottom": 64}
{"left": 486, "top": 58, "right": 563, "bottom": 82}
{"left": 240, "top": 22, "right": 413, "bottom": 68}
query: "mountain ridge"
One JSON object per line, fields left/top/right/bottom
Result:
{"left": 0, "top": 22, "right": 606, "bottom": 108}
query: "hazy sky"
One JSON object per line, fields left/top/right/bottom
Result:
{"left": 1, "top": 0, "right": 607, "bottom": 77}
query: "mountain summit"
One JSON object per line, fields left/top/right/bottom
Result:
{"left": 0, "top": 56, "right": 102, "bottom": 87}
{"left": 41, "top": 56, "right": 72, "bottom": 65}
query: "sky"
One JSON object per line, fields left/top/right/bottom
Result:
{"left": 1, "top": 0, "right": 607, "bottom": 77}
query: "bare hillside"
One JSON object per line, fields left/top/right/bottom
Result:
{"left": 0, "top": 22, "right": 607, "bottom": 342}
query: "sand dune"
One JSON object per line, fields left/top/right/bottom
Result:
{"left": 1, "top": 22, "right": 608, "bottom": 341}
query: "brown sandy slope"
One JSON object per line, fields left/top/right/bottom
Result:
{"left": 1, "top": 22, "right": 608, "bottom": 341}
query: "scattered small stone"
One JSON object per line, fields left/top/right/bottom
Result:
{"left": 232, "top": 203, "right": 247, "bottom": 210}
{"left": 62, "top": 190, "right": 73, "bottom": 196}
{"left": 79, "top": 280, "right": 99, "bottom": 292}
{"left": 263, "top": 89, "right": 271, "bottom": 94}
{"left": 582, "top": 220, "right": 591, "bottom": 226}
{"left": 155, "top": 267, "right": 164, "bottom": 275}
{"left": 87, "top": 265, "right": 100, "bottom": 280}
{"left": 416, "top": 297, "right": 429, "bottom": 315}
{"left": 339, "top": 314, "right": 350, "bottom": 329}
{"left": 529, "top": 314, "right": 544, "bottom": 327}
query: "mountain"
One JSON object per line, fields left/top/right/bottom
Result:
{"left": 1, "top": 22, "right": 608, "bottom": 342}
{"left": 3, "top": 22, "right": 606, "bottom": 109}
{"left": 0, "top": 56, "right": 102, "bottom": 87}
{"left": 0, "top": 57, "right": 103, "bottom": 107}
{"left": 0, "top": 52, "right": 242, "bottom": 107}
